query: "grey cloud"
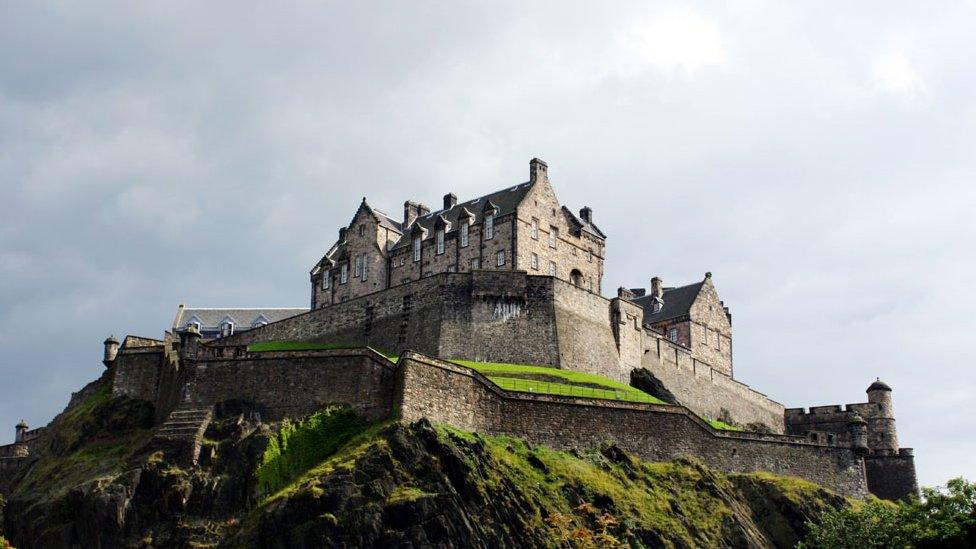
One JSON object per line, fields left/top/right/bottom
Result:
{"left": 1, "top": 1, "right": 973, "bottom": 488}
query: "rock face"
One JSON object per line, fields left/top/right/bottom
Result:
{"left": 630, "top": 367, "right": 681, "bottom": 405}
{"left": 1, "top": 376, "right": 849, "bottom": 548}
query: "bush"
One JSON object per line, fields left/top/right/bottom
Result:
{"left": 800, "top": 478, "right": 976, "bottom": 548}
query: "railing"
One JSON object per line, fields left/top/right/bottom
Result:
{"left": 487, "top": 377, "right": 660, "bottom": 404}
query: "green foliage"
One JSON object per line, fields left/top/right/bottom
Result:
{"left": 452, "top": 360, "right": 666, "bottom": 404}
{"left": 704, "top": 417, "right": 743, "bottom": 431}
{"left": 0, "top": 535, "right": 11, "bottom": 549}
{"left": 800, "top": 478, "right": 976, "bottom": 548}
{"left": 255, "top": 407, "right": 369, "bottom": 496}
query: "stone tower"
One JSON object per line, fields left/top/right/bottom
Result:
{"left": 103, "top": 335, "right": 120, "bottom": 367}
{"left": 866, "top": 379, "right": 898, "bottom": 451}
{"left": 14, "top": 420, "right": 28, "bottom": 443}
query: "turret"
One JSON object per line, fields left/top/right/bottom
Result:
{"left": 15, "top": 420, "right": 28, "bottom": 443}
{"left": 847, "top": 414, "right": 869, "bottom": 455}
{"left": 866, "top": 378, "right": 899, "bottom": 451}
{"left": 650, "top": 277, "right": 664, "bottom": 313}
{"left": 179, "top": 323, "right": 202, "bottom": 359}
{"left": 103, "top": 335, "right": 120, "bottom": 367}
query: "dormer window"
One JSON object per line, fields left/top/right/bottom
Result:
{"left": 484, "top": 213, "right": 494, "bottom": 240}
{"left": 436, "top": 228, "right": 445, "bottom": 255}
{"left": 186, "top": 321, "right": 201, "bottom": 332}
{"left": 220, "top": 321, "right": 234, "bottom": 337}
{"left": 413, "top": 235, "right": 422, "bottom": 262}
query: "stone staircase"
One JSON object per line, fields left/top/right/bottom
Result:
{"left": 152, "top": 406, "right": 214, "bottom": 466}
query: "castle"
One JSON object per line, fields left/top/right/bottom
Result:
{"left": 0, "top": 158, "right": 918, "bottom": 501}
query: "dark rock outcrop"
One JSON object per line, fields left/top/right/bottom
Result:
{"left": 630, "top": 367, "right": 680, "bottom": 405}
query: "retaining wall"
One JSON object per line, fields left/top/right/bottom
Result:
{"left": 394, "top": 354, "right": 868, "bottom": 498}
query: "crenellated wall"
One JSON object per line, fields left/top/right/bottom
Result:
{"left": 640, "top": 329, "right": 785, "bottom": 433}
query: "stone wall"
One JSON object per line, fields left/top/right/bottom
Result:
{"left": 394, "top": 354, "right": 868, "bottom": 498}
{"left": 786, "top": 401, "right": 898, "bottom": 451}
{"left": 641, "top": 330, "right": 785, "bottom": 433}
{"left": 180, "top": 348, "right": 396, "bottom": 421}
{"left": 111, "top": 346, "right": 165, "bottom": 402}
{"left": 864, "top": 451, "right": 919, "bottom": 501}
{"left": 687, "top": 278, "right": 733, "bottom": 376}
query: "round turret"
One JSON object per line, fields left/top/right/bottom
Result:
{"left": 15, "top": 420, "right": 28, "bottom": 443}
{"left": 847, "top": 414, "right": 869, "bottom": 455}
{"left": 866, "top": 378, "right": 899, "bottom": 451}
{"left": 103, "top": 335, "right": 120, "bottom": 367}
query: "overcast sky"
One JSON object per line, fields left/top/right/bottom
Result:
{"left": 2, "top": 1, "right": 974, "bottom": 488}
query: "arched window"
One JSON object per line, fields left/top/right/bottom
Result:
{"left": 570, "top": 269, "right": 584, "bottom": 287}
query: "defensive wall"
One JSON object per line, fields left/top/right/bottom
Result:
{"left": 210, "top": 269, "right": 783, "bottom": 431}
{"left": 640, "top": 331, "right": 785, "bottom": 432}
{"left": 109, "top": 342, "right": 870, "bottom": 498}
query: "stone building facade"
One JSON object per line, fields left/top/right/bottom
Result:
{"left": 310, "top": 159, "right": 605, "bottom": 309}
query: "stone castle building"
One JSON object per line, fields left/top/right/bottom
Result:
{"left": 0, "top": 158, "right": 918, "bottom": 502}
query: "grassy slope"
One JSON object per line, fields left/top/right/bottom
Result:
{"left": 236, "top": 418, "right": 846, "bottom": 547}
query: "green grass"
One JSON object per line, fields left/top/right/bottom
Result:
{"left": 451, "top": 359, "right": 666, "bottom": 404}
{"left": 704, "top": 418, "right": 743, "bottom": 431}
{"left": 247, "top": 341, "right": 398, "bottom": 362}
{"left": 255, "top": 406, "right": 370, "bottom": 496}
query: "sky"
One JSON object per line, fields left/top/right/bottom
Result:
{"left": 1, "top": 1, "right": 974, "bottom": 489}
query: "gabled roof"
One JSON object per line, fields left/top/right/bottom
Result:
{"left": 172, "top": 307, "right": 308, "bottom": 330}
{"left": 372, "top": 207, "right": 402, "bottom": 233}
{"left": 390, "top": 181, "right": 535, "bottom": 249}
{"left": 633, "top": 282, "right": 705, "bottom": 325}
{"left": 562, "top": 206, "right": 606, "bottom": 239}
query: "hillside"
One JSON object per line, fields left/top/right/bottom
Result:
{"left": 0, "top": 374, "right": 850, "bottom": 548}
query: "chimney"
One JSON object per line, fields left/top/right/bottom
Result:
{"left": 580, "top": 206, "right": 592, "bottom": 223}
{"left": 650, "top": 277, "right": 664, "bottom": 313}
{"left": 444, "top": 193, "right": 457, "bottom": 210}
{"left": 338, "top": 227, "right": 347, "bottom": 242}
{"left": 651, "top": 277, "right": 664, "bottom": 299}
{"left": 529, "top": 158, "right": 548, "bottom": 184}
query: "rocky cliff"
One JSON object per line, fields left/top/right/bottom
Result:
{"left": 1, "top": 374, "right": 851, "bottom": 548}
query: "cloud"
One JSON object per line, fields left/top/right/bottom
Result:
{"left": 0, "top": 1, "right": 974, "bottom": 491}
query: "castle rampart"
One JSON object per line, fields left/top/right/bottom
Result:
{"left": 394, "top": 353, "right": 868, "bottom": 497}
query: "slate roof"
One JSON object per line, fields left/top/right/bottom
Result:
{"left": 562, "top": 206, "right": 607, "bottom": 239}
{"left": 172, "top": 306, "right": 308, "bottom": 331}
{"left": 389, "top": 181, "right": 535, "bottom": 250}
{"left": 867, "top": 379, "right": 892, "bottom": 392}
{"left": 632, "top": 282, "right": 705, "bottom": 326}
{"left": 372, "top": 208, "right": 402, "bottom": 233}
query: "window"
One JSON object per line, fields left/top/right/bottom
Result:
{"left": 549, "top": 226, "right": 558, "bottom": 248}
{"left": 484, "top": 213, "right": 494, "bottom": 240}
{"left": 668, "top": 328, "right": 678, "bottom": 343}
{"left": 497, "top": 250, "right": 506, "bottom": 267}
{"left": 413, "top": 235, "right": 422, "bottom": 262}
{"left": 530, "top": 253, "right": 539, "bottom": 270}
{"left": 549, "top": 261, "right": 556, "bottom": 276}
{"left": 361, "top": 252, "right": 368, "bottom": 281}
{"left": 470, "top": 258, "right": 480, "bottom": 270}
{"left": 588, "top": 278, "right": 593, "bottom": 291}
{"left": 220, "top": 322, "right": 234, "bottom": 337}
{"left": 447, "top": 264, "right": 457, "bottom": 273}
{"left": 530, "top": 218, "right": 538, "bottom": 239}
{"left": 354, "top": 255, "right": 362, "bottom": 277}
{"left": 460, "top": 221, "right": 469, "bottom": 247}
{"left": 358, "top": 225, "right": 365, "bottom": 236}
{"left": 436, "top": 228, "right": 445, "bottom": 255}
{"left": 340, "top": 263, "right": 348, "bottom": 284}
{"left": 588, "top": 248, "right": 593, "bottom": 263}
{"left": 322, "top": 269, "right": 331, "bottom": 290}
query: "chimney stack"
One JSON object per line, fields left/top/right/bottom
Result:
{"left": 651, "top": 277, "right": 664, "bottom": 299}
{"left": 338, "top": 227, "right": 347, "bottom": 242}
{"left": 403, "top": 201, "right": 430, "bottom": 228}
{"left": 529, "top": 158, "right": 548, "bottom": 184}
{"left": 580, "top": 206, "right": 592, "bottom": 223}
{"left": 443, "top": 193, "right": 457, "bottom": 210}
